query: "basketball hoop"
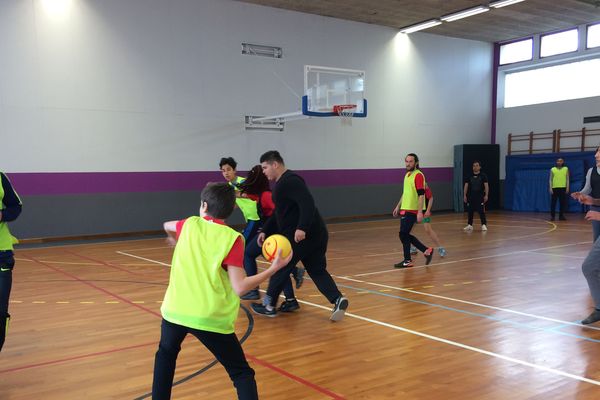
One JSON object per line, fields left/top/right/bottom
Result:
{"left": 333, "top": 104, "right": 357, "bottom": 122}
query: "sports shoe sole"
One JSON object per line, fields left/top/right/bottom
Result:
{"left": 250, "top": 304, "right": 277, "bottom": 318}
{"left": 330, "top": 298, "right": 349, "bottom": 322}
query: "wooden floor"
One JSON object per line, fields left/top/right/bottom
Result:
{"left": 2, "top": 211, "right": 600, "bottom": 399}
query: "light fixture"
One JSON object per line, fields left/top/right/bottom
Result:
{"left": 400, "top": 19, "right": 442, "bottom": 34}
{"left": 489, "top": 0, "right": 526, "bottom": 8}
{"left": 441, "top": 6, "right": 490, "bottom": 22}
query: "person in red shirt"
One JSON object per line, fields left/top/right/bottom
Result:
{"left": 410, "top": 184, "right": 447, "bottom": 257}
{"left": 153, "top": 183, "right": 292, "bottom": 400}
{"left": 239, "top": 166, "right": 304, "bottom": 312}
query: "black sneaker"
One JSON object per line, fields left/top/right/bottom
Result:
{"left": 424, "top": 247, "right": 434, "bottom": 265}
{"left": 559, "top": 216, "right": 567, "bottom": 221}
{"left": 330, "top": 296, "right": 349, "bottom": 322}
{"left": 394, "top": 260, "right": 414, "bottom": 268}
{"left": 278, "top": 299, "right": 300, "bottom": 312}
{"left": 293, "top": 267, "right": 305, "bottom": 289}
{"left": 251, "top": 303, "right": 277, "bottom": 317}
{"left": 240, "top": 289, "right": 260, "bottom": 300}
{"left": 582, "top": 309, "right": 600, "bottom": 325}
{"left": 549, "top": 216, "right": 555, "bottom": 221}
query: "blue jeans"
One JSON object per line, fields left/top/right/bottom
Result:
{"left": 0, "top": 250, "right": 15, "bottom": 352}
{"left": 244, "top": 233, "right": 295, "bottom": 299}
{"left": 152, "top": 319, "right": 257, "bottom": 400}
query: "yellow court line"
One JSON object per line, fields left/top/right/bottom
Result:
{"left": 13, "top": 258, "right": 103, "bottom": 266}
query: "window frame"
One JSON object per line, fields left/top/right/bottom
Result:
{"left": 499, "top": 37, "right": 534, "bottom": 66}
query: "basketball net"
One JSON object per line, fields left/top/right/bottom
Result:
{"left": 333, "top": 104, "right": 357, "bottom": 124}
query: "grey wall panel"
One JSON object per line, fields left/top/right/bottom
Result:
{"left": 10, "top": 191, "right": 203, "bottom": 239}
{"left": 10, "top": 183, "right": 454, "bottom": 239}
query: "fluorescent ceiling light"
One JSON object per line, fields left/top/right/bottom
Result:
{"left": 441, "top": 6, "right": 490, "bottom": 22}
{"left": 490, "top": 0, "right": 526, "bottom": 8}
{"left": 400, "top": 19, "right": 442, "bottom": 34}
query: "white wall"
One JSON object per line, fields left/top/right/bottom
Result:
{"left": 0, "top": 0, "right": 493, "bottom": 173}
{"left": 496, "top": 96, "right": 600, "bottom": 178}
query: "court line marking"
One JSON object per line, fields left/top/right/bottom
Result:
{"left": 14, "top": 258, "right": 103, "bottom": 266}
{"left": 337, "top": 275, "right": 600, "bottom": 332}
{"left": 117, "top": 245, "right": 171, "bottom": 252}
{"left": 63, "top": 249, "right": 146, "bottom": 276}
{"left": 527, "top": 251, "right": 586, "bottom": 260}
{"left": 294, "top": 298, "right": 600, "bottom": 387}
{"left": 116, "top": 249, "right": 600, "bottom": 386}
{"left": 353, "top": 240, "right": 591, "bottom": 277}
{"left": 332, "top": 283, "right": 600, "bottom": 344}
{"left": 15, "top": 255, "right": 345, "bottom": 399}
{"left": 116, "top": 251, "right": 171, "bottom": 267}
{"left": 116, "top": 244, "right": 599, "bottom": 333}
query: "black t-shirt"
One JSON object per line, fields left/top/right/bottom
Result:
{"left": 465, "top": 172, "right": 488, "bottom": 196}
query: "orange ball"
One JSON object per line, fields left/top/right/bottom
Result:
{"left": 262, "top": 234, "right": 292, "bottom": 262}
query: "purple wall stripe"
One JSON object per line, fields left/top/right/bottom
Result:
{"left": 7, "top": 167, "right": 453, "bottom": 196}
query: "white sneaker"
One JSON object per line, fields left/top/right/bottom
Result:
{"left": 463, "top": 224, "right": 473, "bottom": 232}
{"left": 481, "top": 224, "right": 488, "bottom": 231}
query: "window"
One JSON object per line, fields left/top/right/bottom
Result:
{"left": 588, "top": 23, "right": 600, "bottom": 49}
{"left": 540, "top": 29, "right": 578, "bottom": 58}
{"left": 504, "top": 58, "right": 600, "bottom": 107}
{"left": 499, "top": 38, "right": 533, "bottom": 65}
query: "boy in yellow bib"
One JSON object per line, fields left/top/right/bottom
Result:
{"left": 152, "top": 183, "right": 292, "bottom": 399}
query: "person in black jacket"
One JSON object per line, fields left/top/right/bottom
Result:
{"left": 250, "top": 151, "right": 348, "bottom": 321}
{"left": 463, "top": 160, "right": 489, "bottom": 232}
{"left": 0, "top": 172, "right": 22, "bottom": 352}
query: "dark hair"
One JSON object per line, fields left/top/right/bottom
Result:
{"left": 406, "top": 153, "right": 420, "bottom": 169}
{"left": 219, "top": 157, "right": 237, "bottom": 170}
{"left": 240, "top": 165, "right": 270, "bottom": 195}
{"left": 260, "top": 150, "right": 284, "bottom": 165}
{"left": 200, "top": 182, "right": 236, "bottom": 219}
{"left": 473, "top": 160, "right": 481, "bottom": 166}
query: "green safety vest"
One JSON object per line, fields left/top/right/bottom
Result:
{"left": 401, "top": 170, "right": 426, "bottom": 211}
{"left": 551, "top": 166, "right": 568, "bottom": 188}
{"left": 229, "top": 176, "right": 259, "bottom": 222}
{"left": 0, "top": 174, "right": 19, "bottom": 251}
{"left": 161, "top": 216, "right": 242, "bottom": 334}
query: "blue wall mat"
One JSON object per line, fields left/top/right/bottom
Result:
{"left": 505, "top": 152, "right": 594, "bottom": 211}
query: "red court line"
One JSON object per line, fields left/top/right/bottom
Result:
{"left": 0, "top": 341, "right": 156, "bottom": 374}
{"left": 17, "top": 254, "right": 346, "bottom": 398}
{"left": 62, "top": 249, "right": 144, "bottom": 276}
{"left": 21, "top": 254, "right": 161, "bottom": 318}
{"left": 247, "top": 355, "right": 346, "bottom": 400}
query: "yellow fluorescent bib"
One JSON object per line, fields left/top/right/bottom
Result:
{"left": 161, "top": 217, "right": 242, "bottom": 334}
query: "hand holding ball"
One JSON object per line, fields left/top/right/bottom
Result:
{"left": 262, "top": 234, "right": 292, "bottom": 262}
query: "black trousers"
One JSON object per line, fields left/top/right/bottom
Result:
{"left": 467, "top": 193, "right": 487, "bottom": 225}
{"left": 244, "top": 231, "right": 295, "bottom": 299}
{"left": 0, "top": 250, "right": 14, "bottom": 352}
{"left": 265, "top": 231, "right": 341, "bottom": 306}
{"left": 550, "top": 187, "right": 567, "bottom": 218}
{"left": 399, "top": 213, "right": 427, "bottom": 261}
{"left": 152, "top": 319, "right": 258, "bottom": 400}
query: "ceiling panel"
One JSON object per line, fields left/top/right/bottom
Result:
{"left": 236, "top": 0, "right": 600, "bottom": 42}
